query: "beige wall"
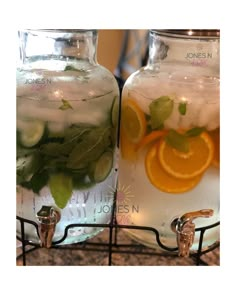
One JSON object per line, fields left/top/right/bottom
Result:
{"left": 97, "top": 30, "right": 148, "bottom": 79}
{"left": 97, "top": 30, "right": 124, "bottom": 73}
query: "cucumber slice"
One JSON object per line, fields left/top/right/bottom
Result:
{"left": 17, "top": 152, "right": 42, "bottom": 183}
{"left": 20, "top": 120, "right": 45, "bottom": 147}
{"left": 111, "top": 96, "right": 119, "bottom": 127}
{"left": 89, "top": 151, "right": 113, "bottom": 183}
{"left": 17, "top": 155, "right": 34, "bottom": 182}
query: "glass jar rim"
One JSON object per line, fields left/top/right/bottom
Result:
{"left": 151, "top": 29, "right": 220, "bottom": 39}
{"left": 19, "top": 29, "right": 98, "bottom": 38}
{"left": 21, "top": 29, "right": 97, "bottom": 33}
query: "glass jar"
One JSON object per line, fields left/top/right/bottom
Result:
{"left": 16, "top": 30, "right": 120, "bottom": 246}
{"left": 119, "top": 30, "right": 220, "bottom": 252}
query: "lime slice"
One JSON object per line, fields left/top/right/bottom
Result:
{"left": 89, "top": 151, "right": 113, "bottom": 183}
{"left": 20, "top": 120, "right": 45, "bottom": 147}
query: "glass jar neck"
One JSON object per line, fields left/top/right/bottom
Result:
{"left": 18, "top": 29, "right": 98, "bottom": 65}
{"left": 147, "top": 30, "right": 220, "bottom": 74}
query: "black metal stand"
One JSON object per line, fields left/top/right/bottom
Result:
{"left": 16, "top": 214, "right": 220, "bottom": 266}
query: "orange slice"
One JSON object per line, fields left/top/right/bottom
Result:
{"left": 159, "top": 132, "right": 214, "bottom": 179}
{"left": 121, "top": 99, "right": 147, "bottom": 144}
{"left": 120, "top": 128, "right": 137, "bottom": 162}
{"left": 145, "top": 142, "right": 202, "bottom": 193}
{"left": 135, "top": 129, "right": 168, "bottom": 151}
{"left": 209, "top": 128, "right": 220, "bottom": 168}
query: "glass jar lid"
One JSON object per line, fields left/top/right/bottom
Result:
{"left": 151, "top": 29, "right": 220, "bottom": 39}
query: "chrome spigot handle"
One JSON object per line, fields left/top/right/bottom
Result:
{"left": 171, "top": 209, "right": 214, "bottom": 257}
{"left": 36, "top": 206, "right": 61, "bottom": 248}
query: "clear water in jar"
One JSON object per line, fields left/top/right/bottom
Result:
{"left": 16, "top": 59, "right": 119, "bottom": 245}
{"left": 119, "top": 67, "right": 220, "bottom": 251}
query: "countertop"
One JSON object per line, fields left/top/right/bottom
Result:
{"left": 16, "top": 228, "right": 219, "bottom": 266}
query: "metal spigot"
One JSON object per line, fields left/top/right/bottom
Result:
{"left": 171, "top": 209, "right": 214, "bottom": 257}
{"left": 36, "top": 206, "right": 61, "bottom": 248}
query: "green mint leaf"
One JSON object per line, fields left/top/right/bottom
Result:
{"left": 30, "top": 170, "right": 49, "bottom": 194}
{"left": 40, "top": 126, "right": 94, "bottom": 171}
{"left": 178, "top": 102, "right": 187, "bottom": 115}
{"left": 55, "top": 141, "right": 77, "bottom": 155}
{"left": 49, "top": 173, "right": 73, "bottom": 209}
{"left": 67, "top": 127, "right": 112, "bottom": 169}
{"left": 45, "top": 157, "right": 68, "bottom": 170}
{"left": 64, "top": 66, "right": 89, "bottom": 81}
{"left": 59, "top": 99, "right": 73, "bottom": 110}
{"left": 64, "top": 126, "right": 90, "bottom": 142}
{"left": 40, "top": 141, "right": 77, "bottom": 157}
{"left": 64, "top": 65, "right": 80, "bottom": 72}
{"left": 165, "top": 130, "right": 189, "bottom": 153}
{"left": 185, "top": 127, "right": 205, "bottom": 137}
{"left": 149, "top": 96, "right": 173, "bottom": 129}
{"left": 40, "top": 142, "right": 65, "bottom": 157}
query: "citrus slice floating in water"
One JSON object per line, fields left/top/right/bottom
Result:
{"left": 145, "top": 142, "right": 202, "bottom": 193}
{"left": 121, "top": 99, "right": 147, "bottom": 144}
{"left": 135, "top": 129, "right": 168, "bottom": 151}
{"left": 159, "top": 132, "right": 214, "bottom": 179}
{"left": 209, "top": 128, "right": 220, "bottom": 168}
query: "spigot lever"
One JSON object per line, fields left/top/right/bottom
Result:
{"left": 171, "top": 209, "right": 213, "bottom": 257}
{"left": 36, "top": 206, "right": 60, "bottom": 248}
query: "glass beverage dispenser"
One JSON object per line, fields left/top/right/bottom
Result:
{"left": 16, "top": 30, "right": 120, "bottom": 247}
{"left": 119, "top": 30, "right": 220, "bottom": 256}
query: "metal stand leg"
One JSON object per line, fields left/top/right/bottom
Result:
{"left": 20, "top": 219, "right": 26, "bottom": 266}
